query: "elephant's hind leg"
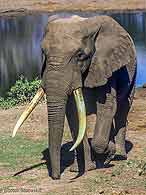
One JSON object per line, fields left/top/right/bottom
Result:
{"left": 104, "top": 122, "right": 116, "bottom": 165}
{"left": 114, "top": 100, "right": 130, "bottom": 159}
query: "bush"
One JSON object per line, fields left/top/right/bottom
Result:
{"left": 0, "top": 76, "right": 41, "bottom": 109}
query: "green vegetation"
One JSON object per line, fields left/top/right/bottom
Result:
{"left": 84, "top": 159, "right": 146, "bottom": 194}
{"left": 0, "top": 133, "right": 47, "bottom": 170}
{"left": 0, "top": 76, "right": 41, "bottom": 109}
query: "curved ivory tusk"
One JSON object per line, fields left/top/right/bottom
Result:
{"left": 12, "top": 88, "right": 45, "bottom": 138}
{"left": 70, "top": 88, "right": 86, "bottom": 151}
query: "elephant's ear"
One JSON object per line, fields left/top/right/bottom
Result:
{"left": 84, "top": 21, "right": 134, "bottom": 88}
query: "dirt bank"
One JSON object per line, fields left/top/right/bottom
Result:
{"left": 0, "top": 0, "right": 146, "bottom": 17}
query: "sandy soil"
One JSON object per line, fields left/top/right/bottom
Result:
{"left": 0, "top": 87, "right": 146, "bottom": 195}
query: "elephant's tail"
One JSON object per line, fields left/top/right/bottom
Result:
{"left": 128, "top": 62, "right": 137, "bottom": 107}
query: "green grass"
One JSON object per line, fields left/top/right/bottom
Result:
{"left": 84, "top": 159, "right": 146, "bottom": 194}
{"left": 0, "top": 133, "right": 47, "bottom": 170}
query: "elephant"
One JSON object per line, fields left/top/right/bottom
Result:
{"left": 12, "top": 14, "right": 137, "bottom": 180}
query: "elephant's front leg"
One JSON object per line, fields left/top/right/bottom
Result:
{"left": 70, "top": 132, "right": 96, "bottom": 172}
{"left": 66, "top": 95, "right": 96, "bottom": 173}
{"left": 91, "top": 83, "right": 117, "bottom": 158}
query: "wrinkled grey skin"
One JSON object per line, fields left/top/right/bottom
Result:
{"left": 41, "top": 15, "right": 137, "bottom": 179}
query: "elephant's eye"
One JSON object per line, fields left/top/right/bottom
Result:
{"left": 76, "top": 50, "right": 87, "bottom": 61}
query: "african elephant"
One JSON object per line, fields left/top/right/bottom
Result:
{"left": 12, "top": 14, "right": 137, "bottom": 180}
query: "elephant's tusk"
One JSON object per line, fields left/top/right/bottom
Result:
{"left": 70, "top": 88, "right": 86, "bottom": 151}
{"left": 12, "top": 88, "right": 45, "bottom": 138}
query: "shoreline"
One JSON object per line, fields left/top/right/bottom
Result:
{"left": 0, "top": 0, "right": 146, "bottom": 17}
{"left": 0, "top": 8, "right": 145, "bottom": 18}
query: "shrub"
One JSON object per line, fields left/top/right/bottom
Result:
{"left": 0, "top": 76, "right": 41, "bottom": 109}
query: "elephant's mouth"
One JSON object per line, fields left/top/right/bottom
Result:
{"left": 12, "top": 87, "right": 86, "bottom": 151}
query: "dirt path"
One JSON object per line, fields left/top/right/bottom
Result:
{"left": 0, "top": 88, "right": 146, "bottom": 194}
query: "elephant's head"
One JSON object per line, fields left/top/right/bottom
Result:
{"left": 12, "top": 15, "right": 133, "bottom": 179}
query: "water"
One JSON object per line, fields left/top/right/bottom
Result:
{"left": 0, "top": 12, "right": 146, "bottom": 95}
{"left": 0, "top": 14, "right": 48, "bottom": 95}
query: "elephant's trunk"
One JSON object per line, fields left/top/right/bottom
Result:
{"left": 47, "top": 98, "right": 66, "bottom": 179}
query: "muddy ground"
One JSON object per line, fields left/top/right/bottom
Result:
{"left": 0, "top": 87, "right": 146, "bottom": 195}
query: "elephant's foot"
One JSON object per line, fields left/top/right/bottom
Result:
{"left": 104, "top": 141, "right": 116, "bottom": 165}
{"left": 70, "top": 160, "right": 79, "bottom": 172}
{"left": 115, "top": 144, "right": 127, "bottom": 160}
{"left": 70, "top": 160, "right": 96, "bottom": 172}
{"left": 51, "top": 172, "right": 61, "bottom": 180}
{"left": 104, "top": 153, "right": 115, "bottom": 165}
{"left": 85, "top": 161, "right": 96, "bottom": 172}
